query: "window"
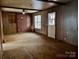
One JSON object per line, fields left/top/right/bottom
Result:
{"left": 34, "top": 15, "right": 41, "bottom": 29}
{"left": 48, "top": 12, "right": 56, "bottom": 25}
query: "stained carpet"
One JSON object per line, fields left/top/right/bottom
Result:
{"left": 3, "top": 33, "right": 77, "bottom": 59}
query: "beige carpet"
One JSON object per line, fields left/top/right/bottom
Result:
{"left": 3, "top": 33, "right": 77, "bottom": 59}
{"left": 3, "top": 48, "right": 32, "bottom": 59}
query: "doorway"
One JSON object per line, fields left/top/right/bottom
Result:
{"left": 48, "top": 12, "right": 56, "bottom": 39}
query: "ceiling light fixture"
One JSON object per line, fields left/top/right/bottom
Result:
{"left": 22, "top": 9, "right": 25, "bottom": 14}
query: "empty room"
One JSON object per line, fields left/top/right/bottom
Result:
{"left": 0, "top": 0, "right": 78, "bottom": 59}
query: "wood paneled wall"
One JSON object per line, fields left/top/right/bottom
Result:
{"left": 2, "top": 12, "right": 17, "bottom": 34}
{"left": 2, "top": 12, "right": 32, "bottom": 34}
{"left": 32, "top": 0, "right": 78, "bottom": 46}
{"left": 0, "top": 9, "right": 3, "bottom": 59}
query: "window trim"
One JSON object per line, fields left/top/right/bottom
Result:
{"left": 48, "top": 12, "right": 56, "bottom": 26}
{"left": 34, "top": 15, "right": 41, "bottom": 29}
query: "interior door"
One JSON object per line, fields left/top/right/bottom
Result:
{"left": 48, "top": 12, "right": 56, "bottom": 38}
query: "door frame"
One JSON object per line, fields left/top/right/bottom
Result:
{"left": 47, "top": 11, "right": 57, "bottom": 39}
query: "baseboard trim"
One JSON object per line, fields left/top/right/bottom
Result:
{"left": 34, "top": 31, "right": 77, "bottom": 48}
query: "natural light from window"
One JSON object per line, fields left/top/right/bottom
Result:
{"left": 34, "top": 15, "right": 41, "bottom": 29}
{"left": 48, "top": 12, "right": 56, "bottom": 25}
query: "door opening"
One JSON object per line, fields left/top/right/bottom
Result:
{"left": 48, "top": 12, "right": 56, "bottom": 39}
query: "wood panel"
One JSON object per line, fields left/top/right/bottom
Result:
{"left": 2, "top": 12, "right": 17, "bottom": 34}
{"left": 0, "top": 0, "right": 56, "bottom": 10}
{"left": 32, "top": 0, "right": 78, "bottom": 46}
{"left": 0, "top": 9, "right": 3, "bottom": 59}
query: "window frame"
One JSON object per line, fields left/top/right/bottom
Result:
{"left": 48, "top": 12, "right": 56, "bottom": 26}
{"left": 34, "top": 15, "right": 41, "bottom": 29}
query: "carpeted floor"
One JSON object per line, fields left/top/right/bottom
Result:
{"left": 3, "top": 33, "right": 77, "bottom": 59}
{"left": 3, "top": 48, "right": 32, "bottom": 59}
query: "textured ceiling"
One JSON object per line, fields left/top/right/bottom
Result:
{"left": 50, "top": 0, "right": 72, "bottom": 2}
{"left": 0, "top": 0, "right": 57, "bottom": 10}
{"left": 0, "top": 0, "right": 72, "bottom": 13}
